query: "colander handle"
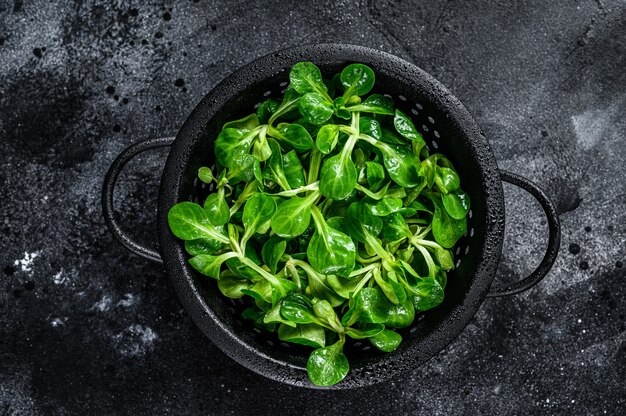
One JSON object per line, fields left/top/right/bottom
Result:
{"left": 486, "top": 170, "right": 561, "bottom": 297}
{"left": 102, "top": 137, "right": 175, "bottom": 264}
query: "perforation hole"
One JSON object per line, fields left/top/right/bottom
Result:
{"left": 456, "top": 259, "right": 462, "bottom": 267}
{"left": 266, "top": 340, "right": 274, "bottom": 346}
{"left": 432, "top": 141, "right": 439, "bottom": 149}
{"left": 280, "top": 88, "right": 287, "bottom": 94}
{"left": 398, "top": 94, "right": 407, "bottom": 101}
{"left": 253, "top": 102, "right": 261, "bottom": 109}
{"left": 470, "top": 228, "right": 475, "bottom": 237}
{"left": 464, "top": 246, "right": 470, "bottom": 255}
{"left": 415, "top": 103, "right": 423, "bottom": 110}
{"left": 194, "top": 177, "right": 204, "bottom": 192}
{"left": 422, "top": 124, "right": 429, "bottom": 132}
{"left": 279, "top": 81, "right": 288, "bottom": 87}
{"left": 411, "top": 109, "right": 418, "bottom": 116}
{"left": 455, "top": 247, "right": 461, "bottom": 255}
{"left": 428, "top": 116, "right": 435, "bottom": 124}
{"left": 384, "top": 93, "right": 392, "bottom": 98}
{"left": 280, "top": 342, "right": 290, "bottom": 348}
{"left": 434, "top": 130, "right": 440, "bottom": 138}
{"left": 468, "top": 209, "right": 473, "bottom": 219}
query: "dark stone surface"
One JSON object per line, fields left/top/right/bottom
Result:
{"left": 0, "top": 0, "right": 624, "bottom": 414}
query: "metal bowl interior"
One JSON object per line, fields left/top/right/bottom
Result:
{"left": 158, "top": 44, "right": 505, "bottom": 388}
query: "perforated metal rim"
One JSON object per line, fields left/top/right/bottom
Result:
{"left": 157, "top": 44, "right": 505, "bottom": 389}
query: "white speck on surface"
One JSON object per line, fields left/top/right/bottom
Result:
{"left": 92, "top": 295, "right": 112, "bottom": 312}
{"left": 51, "top": 317, "right": 66, "bottom": 327}
{"left": 117, "top": 293, "right": 137, "bottom": 307}
{"left": 13, "top": 251, "right": 41, "bottom": 274}
{"left": 578, "top": 319, "right": 582, "bottom": 323}
{"left": 52, "top": 270, "right": 66, "bottom": 284}
{"left": 113, "top": 324, "right": 158, "bottom": 357}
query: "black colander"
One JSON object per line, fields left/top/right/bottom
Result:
{"left": 102, "top": 44, "right": 560, "bottom": 389}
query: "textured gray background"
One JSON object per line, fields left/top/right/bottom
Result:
{"left": 1, "top": 0, "right": 625, "bottom": 414}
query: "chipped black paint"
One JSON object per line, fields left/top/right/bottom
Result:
{"left": 1, "top": 0, "right": 625, "bottom": 414}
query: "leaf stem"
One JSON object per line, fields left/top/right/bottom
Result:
{"left": 302, "top": 189, "right": 322, "bottom": 209}
{"left": 338, "top": 112, "right": 361, "bottom": 164}
{"left": 414, "top": 245, "right": 436, "bottom": 279}
{"left": 358, "top": 133, "right": 391, "bottom": 154}
{"left": 286, "top": 262, "right": 302, "bottom": 290}
{"left": 307, "top": 148, "right": 322, "bottom": 184}
{"left": 270, "top": 182, "right": 319, "bottom": 197}
{"left": 309, "top": 204, "right": 326, "bottom": 236}
{"left": 228, "top": 225, "right": 243, "bottom": 256}
{"left": 229, "top": 180, "right": 259, "bottom": 216}
{"left": 348, "top": 263, "right": 379, "bottom": 278}
{"left": 197, "top": 224, "right": 230, "bottom": 245}
{"left": 356, "top": 253, "right": 381, "bottom": 264}
{"left": 239, "top": 256, "right": 281, "bottom": 288}
{"left": 354, "top": 183, "right": 389, "bottom": 200}
{"left": 290, "top": 258, "right": 322, "bottom": 280}
{"left": 269, "top": 97, "right": 301, "bottom": 126}
{"left": 339, "top": 134, "right": 359, "bottom": 164}
{"left": 405, "top": 219, "right": 430, "bottom": 225}
{"left": 352, "top": 269, "right": 374, "bottom": 295}
{"left": 364, "top": 234, "right": 394, "bottom": 264}
{"left": 411, "top": 238, "right": 442, "bottom": 250}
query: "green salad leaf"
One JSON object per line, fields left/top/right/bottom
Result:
{"left": 166, "top": 61, "right": 470, "bottom": 387}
